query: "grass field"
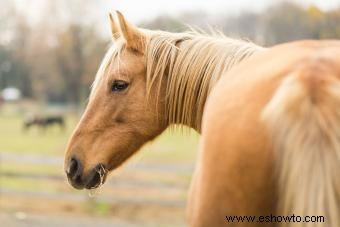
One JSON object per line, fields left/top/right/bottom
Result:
{"left": 0, "top": 105, "right": 200, "bottom": 161}
{"left": 0, "top": 104, "right": 200, "bottom": 225}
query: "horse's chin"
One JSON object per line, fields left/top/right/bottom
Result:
{"left": 108, "top": 149, "right": 139, "bottom": 171}
{"left": 84, "top": 176, "right": 107, "bottom": 190}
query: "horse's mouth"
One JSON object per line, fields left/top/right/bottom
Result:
{"left": 66, "top": 161, "right": 108, "bottom": 190}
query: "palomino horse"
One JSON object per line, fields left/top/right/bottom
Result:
{"left": 64, "top": 11, "right": 340, "bottom": 227}
{"left": 190, "top": 41, "right": 340, "bottom": 227}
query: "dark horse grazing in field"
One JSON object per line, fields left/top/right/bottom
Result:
{"left": 24, "top": 115, "right": 65, "bottom": 131}
{"left": 64, "top": 11, "right": 340, "bottom": 227}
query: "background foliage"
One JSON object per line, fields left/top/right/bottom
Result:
{"left": 0, "top": 2, "right": 339, "bottom": 105}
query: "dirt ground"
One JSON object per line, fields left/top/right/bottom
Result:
{"left": 0, "top": 211, "right": 139, "bottom": 227}
{"left": 0, "top": 193, "right": 187, "bottom": 226}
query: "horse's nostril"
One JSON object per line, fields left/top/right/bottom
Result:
{"left": 85, "top": 171, "right": 101, "bottom": 189}
{"left": 67, "top": 157, "right": 82, "bottom": 180}
{"left": 68, "top": 158, "right": 77, "bottom": 173}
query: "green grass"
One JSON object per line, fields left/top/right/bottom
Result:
{"left": 0, "top": 114, "right": 76, "bottom": 155}
{"left": 0, "top": 110, "right": 200, "bottom": 162}
{"left": 0, "top": 162, "right": 62, "bottom": 175}
{"left": 85, "top": 199, "right": 111, "bottom": 216}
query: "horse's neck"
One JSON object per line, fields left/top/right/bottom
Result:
{"left": 147, "top": 33, "right": 262, "bottom": 132}
{"left": 166, "top": 36, "right": 260, "bottom": 132}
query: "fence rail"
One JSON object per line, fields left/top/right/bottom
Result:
{"left": 0, "top": 152, "right": 193, "bottom": 208}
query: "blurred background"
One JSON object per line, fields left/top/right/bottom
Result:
{"left": 0, "top": 0, "right": 339, "bottom": 226}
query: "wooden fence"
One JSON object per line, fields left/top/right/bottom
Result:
{"left": 0, "top": 152, "right": 193, "bottom": 208}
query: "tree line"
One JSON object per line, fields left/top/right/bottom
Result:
{"left": 0, "top": 2, "right": 339, "bottom": 104}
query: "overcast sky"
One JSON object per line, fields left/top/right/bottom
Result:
{"left": 12, "top": 0, "right": 340, "bottom": 25}
{"left": 106, "top": 0, "right": 340, "bottom": 22}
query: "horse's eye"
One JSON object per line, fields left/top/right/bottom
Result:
{"left": 111, "top": 80, "right": 129, "bottom": 92}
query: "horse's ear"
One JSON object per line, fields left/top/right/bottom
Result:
{"left": 108, "top": 13, "right": 119, "bottom": 40}
{"left": 116, "top": 11, "right": 145, "bottom": 52}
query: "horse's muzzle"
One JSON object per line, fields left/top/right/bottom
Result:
{"left": 65, "top": 157, "right": 107, "bottom": 190}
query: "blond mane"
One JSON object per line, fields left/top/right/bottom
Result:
{"left": 145, "top": 30, "right": 262, "bottom": 130}
{"left": 92, "top": 30, "right": 262, "bottom": 131}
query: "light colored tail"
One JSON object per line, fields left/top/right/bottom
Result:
{"left": 262, "top": 62, "right": 340, "bottom": 227}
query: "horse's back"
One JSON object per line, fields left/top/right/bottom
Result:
{"left": 189, "top": 40, "right": 340, "bottom": 226}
